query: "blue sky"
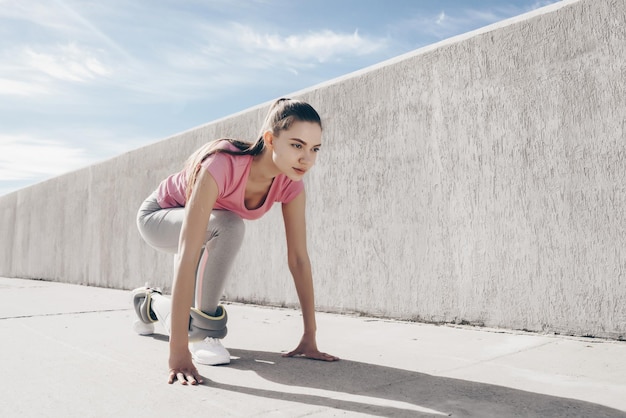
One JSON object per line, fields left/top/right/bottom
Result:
{"left": 0, "top": 0, "right": 560, "bottom": 196}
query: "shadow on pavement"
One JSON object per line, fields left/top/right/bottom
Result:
{"left": 201, "top": 348, "right": 624, "bottom": 418}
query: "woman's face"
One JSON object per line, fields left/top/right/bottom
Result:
{"left": 269, "top": 121, "right": 322, "bottom": 181}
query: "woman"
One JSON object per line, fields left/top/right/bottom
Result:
{"left": 133, "top": 98, "right": 339, "bottom": 385}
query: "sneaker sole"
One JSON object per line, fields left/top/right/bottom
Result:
{"left": 191, "top": 354, "right": 231, "bottom": 366}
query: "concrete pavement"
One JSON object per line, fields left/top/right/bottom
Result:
{"left": 1, "top": 277, "right": 625, "bottom": 417}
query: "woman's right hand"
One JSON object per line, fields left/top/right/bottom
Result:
{"left": 168, "top": 347, "right": 203, "bottom": 385}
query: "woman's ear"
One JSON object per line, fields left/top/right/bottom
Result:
{"left": 263, "top": 130, "right": 274, "bottom": 149}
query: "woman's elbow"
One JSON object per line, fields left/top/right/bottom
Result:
{"left": 288, "top": 253, "right": 310, "bottom": 272}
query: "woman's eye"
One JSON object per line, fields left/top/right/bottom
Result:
{"left": 313, "top": 147, "right": 321, "bottom": 153}
{"left": 292, "top": 143, "right": 303, "bottom": 149}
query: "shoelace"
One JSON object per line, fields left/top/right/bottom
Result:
{"left": 204, "top": 337, "right": 220, "bottom": 345}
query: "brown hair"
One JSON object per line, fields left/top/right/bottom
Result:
{"left": 184, "top": 98, "right": 322, "bottom": 200}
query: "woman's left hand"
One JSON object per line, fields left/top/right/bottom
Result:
{"left": 282, "top": 334, "right": 340, "bottom": 361}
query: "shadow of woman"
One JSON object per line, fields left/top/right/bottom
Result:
{"left": 196, "top": 348, "right": 624, "bottom": 418}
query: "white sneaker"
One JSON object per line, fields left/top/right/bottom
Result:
{"left": 132, "top": 319, "right": 155, "bottom": 335}
{"left": 131, "top": 283, "right": 161, "bottom": 336}
{"left": 189, "top": 337, "right": 231, "bottom": 365}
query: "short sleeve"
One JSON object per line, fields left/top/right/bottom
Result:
{"left": 200, "top": 152, "right": 234, "bottom": 198}
{"left": 281, "top": 180, "right": 304, "bottom": 204}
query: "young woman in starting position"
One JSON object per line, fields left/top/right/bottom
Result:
{"left": 133, "top": 98, "right": 339, "bottom": 385}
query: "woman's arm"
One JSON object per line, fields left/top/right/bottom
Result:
{"left": 168, "top": 167, "right": 219, "bottom": 384}
{"left": 281, "top": 190, "right": 339, "bottom": 361}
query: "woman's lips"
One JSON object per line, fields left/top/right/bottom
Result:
{"left": 293, "top": 167, "right": 306, "bottom": 175}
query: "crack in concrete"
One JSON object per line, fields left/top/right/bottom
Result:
{"left": 435, "top": 340, "right": 558, "bottom": 375}
{"left": 0, "top": 308, "right": 130, "bottom": 320}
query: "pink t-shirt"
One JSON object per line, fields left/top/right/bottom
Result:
{"left": 155, "top": 143, "right": 304, "bottom": 220}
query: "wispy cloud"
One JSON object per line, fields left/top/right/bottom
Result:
{"left": 0, "top": 78, "right": 53, "bottom": 96}
{"left": 0, "top": 1, "right": 124, "bottom": 100}
{"left": 0, "top": 129, "right": 154, "bottom": 196}
{"left": 132, "top": 22, "right": 389, "bottom": 100}
{"left": 436, "top": 11, "right": 446, "bottom": 25}
{"left": 164, "top": 23, "right": 388, "bottom": 69}
{"left": 0, "top": 0, "right": 133, "bottom": 59}
{"left": 233, "top": 25, "right": 386, "bottom": 63}
{"left": 0, "top": 0, "right": 74, "bottom": 31}
{"left": 0, "top": 42, "right": 113, "bottom": 102}
{"left": 51, "top": 0, "right": 133, "bottom": 60}
{"left": 21, "top": 43, "right": 111, "bottom": 83}
{"left": 0, "top": 135, "right": 93, "bottom": 181}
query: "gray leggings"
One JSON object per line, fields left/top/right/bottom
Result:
{"left": 136, "top": 192, "right": 245, "bottom": 316}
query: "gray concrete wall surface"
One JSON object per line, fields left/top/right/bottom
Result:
{"left": 1, "top": 0, "right": 625, "bottom": 339}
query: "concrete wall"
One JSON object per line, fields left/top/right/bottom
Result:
{"left": 1, "top": 0, "right": 624, "bottom": 339}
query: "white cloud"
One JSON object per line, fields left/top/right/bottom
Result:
{"left": 165, "top": 23, "right": 387, "bottom": 75}
{"left": 0, "top": 43, "right": 113, "bottom": 100}
{"left": 0, "top": 0, "right": 129, "bottom": 98}
{"left": 235, "top": 26, "right": 386, "bottom": 63}
{"left": 0, "top": 0, "right": 118, "bottom": 99}
{"left": 436, "top": 12, "right": 446, "bottom": 25}
{"left": 22, "top": 43, "right": 111, "bottom": 82}
{"left": 0, "top": 78, "right": 52, "bottom": 96}
{"left": 0, "top": 0, "right": 132, "bottom": 59}
{"left": 0, "top": 130, "right": 156, "bottom": 196}
{"left": 137, "top": 23, "right": 389, "bottom": 102}
{"left": 0, "top": 135, "right": 94, "bottom": 181}
{"left": 0, "top": 0, "right": 75, "bottom": 31}
{"left": 51, "top": 0, "right": 134, "bottom": 61}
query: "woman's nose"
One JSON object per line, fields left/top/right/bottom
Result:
{"left": 300, "top": 152, "right": 314, "bottom": 164}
